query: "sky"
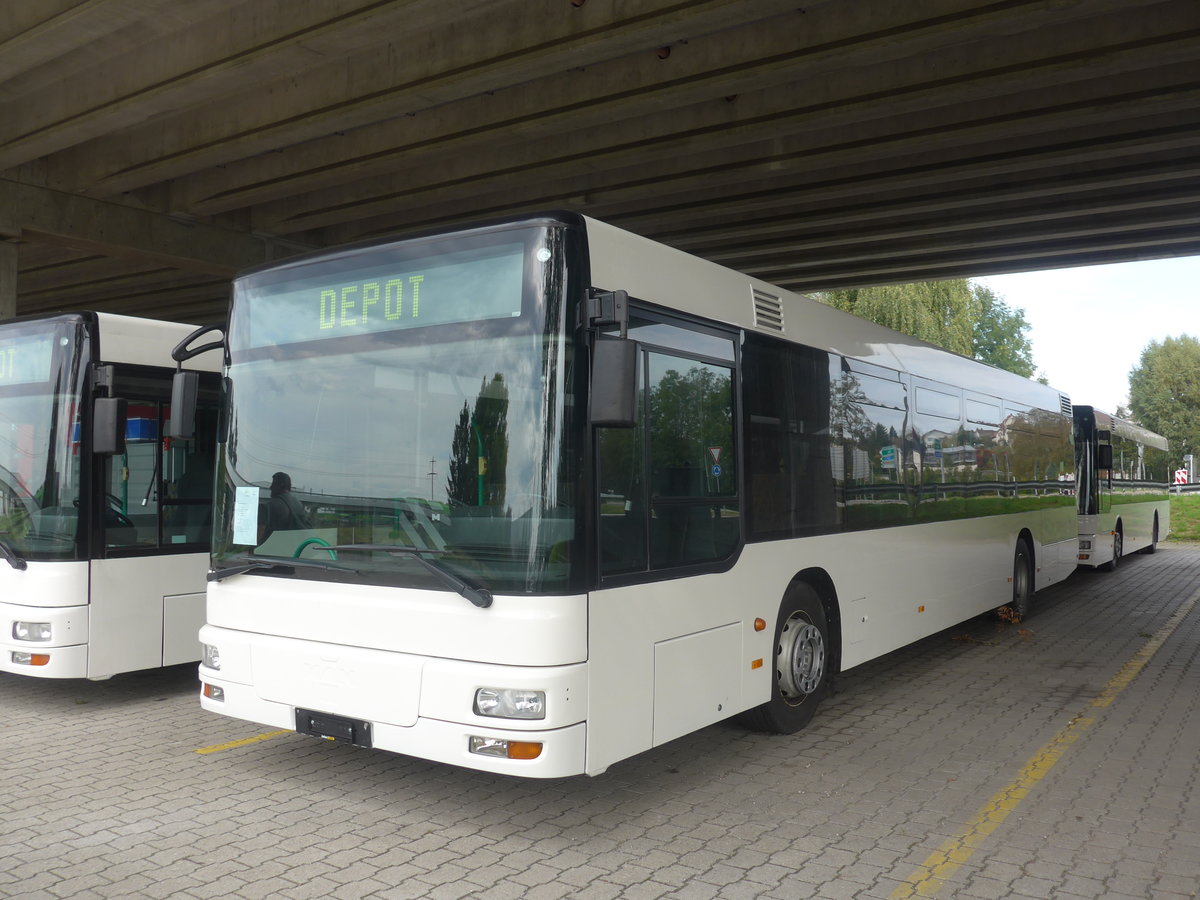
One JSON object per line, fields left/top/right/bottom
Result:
{"left": 975, "top": 255, "right": 1200, "bottom": 416}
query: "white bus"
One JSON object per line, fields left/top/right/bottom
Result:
{"left": 176, "top": 213, "right": 1077, "bottom": 777}
{"left": 1073, "top": 406, "right": 1169, "bottom": 570}
{"left": 0, "top": 312, "right": 220, "bottom": 679}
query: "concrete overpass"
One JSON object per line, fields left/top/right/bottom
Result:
{"left": 1, "top": 0, "right": 1198, "bottom": 323}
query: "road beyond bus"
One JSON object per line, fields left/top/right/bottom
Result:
{"left": 3, "top": 544, "right": 1199, "bottom": 899}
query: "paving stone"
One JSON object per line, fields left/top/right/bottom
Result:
{"left": 4, "top": 544, "right": 1200, "bottom": 900}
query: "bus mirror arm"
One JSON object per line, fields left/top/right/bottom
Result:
{"left": 167, "top": 323, "right": 225, "bottom": 440}
{"left": 170, "top": 324, "right": 225, "bottom": 365}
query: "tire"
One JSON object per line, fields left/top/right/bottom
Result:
{"left": 739, "top": 582, "right": 831, "bottom": 734}
{"left": 1102, "top": 529, "right": 1122, "bottom": 572}
{"left": 1000, "top": 539, "right": 1033, "bottom": 621}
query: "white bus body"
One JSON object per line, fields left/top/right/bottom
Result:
{"left": 193, "top": 214, "right": 1077, "bottom": 776}
{"left": 1073, "top": 406, "right": 1169, "bottom": 570}
{"left": 0, "top": 312, "right": 219, "bottom": 679}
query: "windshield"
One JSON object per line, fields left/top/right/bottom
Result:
{"left": 215, "top": 223, "right": 582, "bottom": 594}
{"left": 0, "top": 317, "right": 88, "bottom": 561}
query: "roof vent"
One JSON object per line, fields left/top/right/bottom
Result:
{"left": 753, "top": 288, "right": 784, "bottom": 333}
{"left": 1060, "top": 394, "right": 1072, "bottom": 416}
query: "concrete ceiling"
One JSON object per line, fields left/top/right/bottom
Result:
{"left": 2, "top": 0, "right": 1198, "bottom": 324}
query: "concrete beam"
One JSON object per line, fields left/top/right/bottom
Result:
{"left": 0, "top": 0, "right": 496, "bottom": 172}
{"left": 62, "top": 0, "right": 807, "bottom": 199}
{"left": 0, "top": 241, "right": 16, "bottom": 320}
{"left": 165, "top": 0, "right": 1134, "bottom": 217}
{"left": 255, "top": 15, "right": 1200, "bottom": 235}
{"left": 0, "top": 178, "right": 300, "bottom": 276}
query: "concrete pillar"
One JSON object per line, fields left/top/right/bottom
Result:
{"left": 0, "top": 241, "right": 15, "bottom": 320}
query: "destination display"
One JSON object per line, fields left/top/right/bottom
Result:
{"left": 235, "top": 241, "right": 528, "bottom": 350}
{"left": 0, "top": 333, "right": 56, "bottom": 386}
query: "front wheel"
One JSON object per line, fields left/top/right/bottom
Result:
{"left": 738, "top": 583, "right": 831, "bottom": 734}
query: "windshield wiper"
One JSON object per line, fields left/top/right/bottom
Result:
{"left": 208, "top": 557, "right": 358, "bottom": 582}
{"left": 0, "top": 535, "right": 28, "bottom": 570}
{"left": 328, "top": 544, "right": 493, "bottom": 609}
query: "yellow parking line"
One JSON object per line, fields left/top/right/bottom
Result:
{"left": 891, "top": 585, "right": 1200, "bottom": 899}
{"left": 194, "top": 729, "right": 291, "bottom": 755}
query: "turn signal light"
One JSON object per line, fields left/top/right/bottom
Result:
{"left": 12, "top": 651, "right": 50, "bottom": 666}
{"left": 507, "top": 741, "right": 543, "bottom": 760}
{"left": 754, "top": 618, "right": 766, "bottom": 632}
{"left": 469, "top": 736, "right": 544, "bottom": 760}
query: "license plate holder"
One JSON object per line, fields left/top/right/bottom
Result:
{"left": 295, "top": 708, "right": 373, "bottom": 748}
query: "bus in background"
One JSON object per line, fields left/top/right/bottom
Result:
{"left": 1073, "top": 406, "right": 1169, "bottom": 570}
{"left": 0, "top": 312, "right": 220, "bottom": 680}
{"left": 174, "top": 212, "right": 1077, "bottom": 778}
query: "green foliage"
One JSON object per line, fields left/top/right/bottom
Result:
{"left": 1170, "top": 492, "right": 1200, "bottom": 542}
{"left": 446, "top": 375, "right": 510, "bottom": 506}
{"left": 817, "top": 280, "right": 1035, "bottom": 378}
{"left": 971, "top": 284, "right": 1036, "bottom": 378}
{"left": 1128, "top": 334, "right": 1200, "bottom": 459}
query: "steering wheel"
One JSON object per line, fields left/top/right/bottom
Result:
{"left": 104, "top": 493, "right": 136, "bottom": 529}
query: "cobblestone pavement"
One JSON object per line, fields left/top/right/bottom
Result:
{"left": 3, "top": 544, "right": 1199, "bottom": 900}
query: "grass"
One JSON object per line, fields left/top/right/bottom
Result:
{"left": 1170, "top": 492, "right": 1200, "bottom": 542}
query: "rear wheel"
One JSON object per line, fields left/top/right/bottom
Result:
{"left": 739, "top": 583, "right": 830, "bottom": 734}
{"left": 1000, "top": 539, "right": 1033, "bottom": 621}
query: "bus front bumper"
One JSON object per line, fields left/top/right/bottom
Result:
{"left": 0, "top": 601, "right": 89, "bottom": 678}
{"left": 196, "top": 625, "right": 589, "bottom": 778}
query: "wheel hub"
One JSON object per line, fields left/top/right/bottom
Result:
{"left": 777, "top": 614, "right": 825, "bottom": 700}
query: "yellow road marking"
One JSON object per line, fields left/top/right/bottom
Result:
{"left": 194, "top": 729, "right": 291, "bottom": 755}
{"left": 891, "top": 585, "right": 1200, "bottom": 898}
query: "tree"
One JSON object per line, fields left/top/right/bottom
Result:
{"left": 970, "top": 283, "right": 1036, "bottom": 378}
{"left": 445, "top": 375, "right": 510, "bottom": 506}
{"left": 817, "top": 280, "right": 1035, "bottom": 378}
{"left": 1128, "top": 334, "right": 1200, "bottom": 461}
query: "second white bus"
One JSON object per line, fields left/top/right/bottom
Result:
{"left": 1073, "top": 405, "right": 1170, "bottom": 570}
{"left": 0, "top": 312, "right": 220, "bottom": 679}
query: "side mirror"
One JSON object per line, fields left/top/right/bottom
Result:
{"left": 590, "top": 337, "right": 637, "bottom": 427}
{"left": 93, "top": 397, "right": 128, "bottom": 455}
{"left": 167, "top": 370, "right": 199, "bottom": 439}
{"left": 1097, "top": 444, "right": 1113, "bottom": 470}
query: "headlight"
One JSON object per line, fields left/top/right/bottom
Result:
{"left": 202, "top": 643, "right": 221, "bottom": 670}
{"left": 474, "top": 687, "right": 546, "bottom": 720}
{"left": 1079, "top": 539, "right": 1092, "bottom": 550}
{"left": 13, "top": 621, "right": 51, "bottom": 642}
